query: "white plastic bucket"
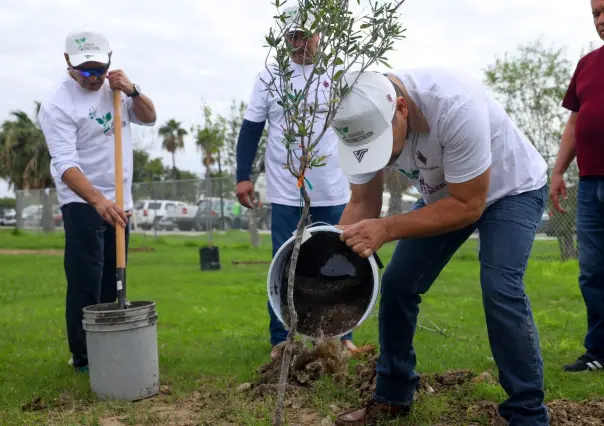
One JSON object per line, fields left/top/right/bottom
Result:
{"left": 267, "top": 224, "right": 381, "bottom": 340}
{"left": 82, "top": 301, "right": 160, "bottom": 401}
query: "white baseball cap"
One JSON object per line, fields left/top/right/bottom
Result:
{"left": 330, "top": 71, "right": 397, "bottom": 176}
{"left": 281, "top": 3, "right": 316, "bottom": 33}
{"left": 64, "top": 27, "right": 111, "bottom": 67}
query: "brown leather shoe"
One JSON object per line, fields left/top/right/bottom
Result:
{"left": 335, "top": 400, "right": 411, "bottom": 425}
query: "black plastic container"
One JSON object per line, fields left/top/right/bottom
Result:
{"left": 199, "top": 246, "right": 221, "bottom": 271}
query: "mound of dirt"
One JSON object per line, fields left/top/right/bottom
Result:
{"left": 467, "top": 399, "right": 604, "bottom": 426}
{"left": 346, "top": 353, "right": 480, "bottom": 403}
{"left": 548, "top": 399, "right": 604, "bottom": 425}
{"left": 253, "top": 339, "right": 351, "bottom": 389}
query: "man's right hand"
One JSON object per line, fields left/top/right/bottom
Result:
{"left": 93, "top": 197, "right": 129, "bottom": 228}
{"left": 236, "top": 180, "right": 257, "bottom": 209}
{"left": 550, "top": 172, "right": 568, "bottom": 214}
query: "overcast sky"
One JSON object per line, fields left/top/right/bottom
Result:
{"left": 0, "top": 0, "right": 601, "bottom": 198}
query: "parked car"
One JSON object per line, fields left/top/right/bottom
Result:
{"left": 192, "top": 199, "right": 250, "bottom": 231}
{"left": 133, "top": 199, "right": 186, "bottom": 230}
{"left": 0, "top": 208, "right": 16, "bottom": 227}
{"left": 168, "top": 196, "right": 219, "bottom": 231}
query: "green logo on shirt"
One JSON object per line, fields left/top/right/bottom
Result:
{"left": 89, "top": 107, "right": 113, "bottom": 134}
{"left": 398, "top": 168, "right": 419, "bottom": 180}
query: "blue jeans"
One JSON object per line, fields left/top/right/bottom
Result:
{"left": 374, "top": 185, "right": 549, "bottom": 425}
{"left": 577, "top": 177, "right": 604, "bottom": 358}
{"left": 268, "top": 203, "right": 353, "bottom": 346}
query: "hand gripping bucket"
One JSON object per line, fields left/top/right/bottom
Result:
{"left": 267, "top": 224, "right": 383, "bottom": 340}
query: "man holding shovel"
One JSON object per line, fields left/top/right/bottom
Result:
{"left": 330, "top": 69, "right": 549, "bottom": 425}
{"left": 38, "top": 27, "right": 156, "bottom": 373}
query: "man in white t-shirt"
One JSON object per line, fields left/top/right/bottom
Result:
{"left": 330, "top": 69, "right": 550, "bottom": 425}
{"left": 38, "top": 27, "right": 156, "bottom": 373}
{"left": 235, "top": 5, "right": 362, "bottom": 358}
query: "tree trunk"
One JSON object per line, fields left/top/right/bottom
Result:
{"left": 248, "top": 207, "right": 260, "bottom": 248}
{"left": 41, "top": 188, "right": 54, "bottom": 233}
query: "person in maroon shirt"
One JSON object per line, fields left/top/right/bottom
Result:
{"left": 551, "top": 0, "right": 604, "bottom": 373}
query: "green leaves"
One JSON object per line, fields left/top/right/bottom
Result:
{"left": 262, "top": 0, "right": 407, "bottom": 179}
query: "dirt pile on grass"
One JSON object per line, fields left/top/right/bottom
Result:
{"left": 251, "top": 338, "right": 351, "bottom": 391}
{"left": 346, "top": 352, "right": 482, "bottom": 403}
{"left": 467, "top": 399, "right": 604, "bottom": 426}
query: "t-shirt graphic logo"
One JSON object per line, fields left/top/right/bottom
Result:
{"left": 353, "top": 149, "right": 368, "bottom": 163}
{"left": 417, "top": 150, "right": 427, "bottom": 165}
{"left": 89, "top": 107, "right": 113, "bottom": 134}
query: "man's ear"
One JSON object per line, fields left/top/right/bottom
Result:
{"left": 397, "top": 95, "right": 409, "bottom": 120}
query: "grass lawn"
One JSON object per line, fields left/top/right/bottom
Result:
{"left": 0, "top": 229, "right": 601, "bottom": 425}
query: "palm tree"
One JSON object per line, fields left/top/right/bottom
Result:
{"left": 0, "top": 101, "right": 53, "bottom": 190}
{"left": 158, "top": 119, "right": 187, "bottom": 179}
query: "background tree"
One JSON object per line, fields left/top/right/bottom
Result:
{"left": 262, "top": 1, "right": 407, "bottom": 424}
{"left": 484, "top": 38, "right": 583, "bottom": 260}
{"left": 158, "top": 119, "right": 187, "bottom": 180}
{"left": 484, "top": 38, "right": 575, "bottom": 175}
{"left": 133, "top": 149, "right": 166, "bottom": 183}
{"left": 0, "top": 102, "right": 53, "bottom": 190}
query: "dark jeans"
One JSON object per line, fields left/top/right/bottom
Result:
{"left": 374, "top": 186, "right": 549, "bottom": 425}
{"left": 577, "top": 177, "right": 604, "bottom": 359}
{"left": 62, "top": 202, "right": 130, "bottom": 367}
{"left": 268, "top": 202, "right": 353, "bottom": 346}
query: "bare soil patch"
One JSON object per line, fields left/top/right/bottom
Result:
{"left": 0, "top": 249, "right": 63, "bottom": 256}
{"left": 129, "top": 247, "right": 156, "bottom": 253}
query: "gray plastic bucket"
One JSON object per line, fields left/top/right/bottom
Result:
{"left": 82, "top": 301, "right": 160, "bottom": 401}
{"left": 267, "top": 224, "right": 381, "bottom": 340}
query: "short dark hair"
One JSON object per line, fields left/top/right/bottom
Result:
{"left": 389, "top": 79, "right": 403, "bottom": 123}
{"left": 390, "top": 80, "right": 403, "bottom": 99}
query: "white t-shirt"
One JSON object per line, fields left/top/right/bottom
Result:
{"left": 349, "top": 67, "right": 548, "bottom": 207}
{"left": 244, "top": 61, "right": 351, "bottom": 207}
{"left": 38, "top": 73, "right": 155, "bottom": 211}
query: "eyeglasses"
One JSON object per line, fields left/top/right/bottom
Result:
{"left": 73, "top": 63, "right": 110, "bottom": 78}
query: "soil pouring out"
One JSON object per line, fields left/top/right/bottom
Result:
{"left": 278, "top": 230, "right": 374, "bottom": 338}
{"left": 82, "top": 301, "right": 160, "bottom": 402}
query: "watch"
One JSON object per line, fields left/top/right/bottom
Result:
{"left": 128, "top": 84, "right": 141, "bottom": 98}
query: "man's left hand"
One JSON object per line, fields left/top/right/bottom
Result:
{"left": 107, "top": 70, "right": 134, "bottom": 95}
{"left": 337, "top": 219, "right": 390, "bottom": 258}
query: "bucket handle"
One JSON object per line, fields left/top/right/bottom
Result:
{"left": 305, "top": 221, "right": 385, "bottom": 270}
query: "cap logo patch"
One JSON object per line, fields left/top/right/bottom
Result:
{"left": 386, "top": 94, "right": 393, "bottom": 103}
{"left": 74, "top": 37, "right": 100, "bottom": 52}
{"left": 353, "top": 149, "right": 368, "bottom": 163}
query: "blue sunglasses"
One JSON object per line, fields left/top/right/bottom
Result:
{"left": 74, "top": 63, "right": 110, "bottom": 78}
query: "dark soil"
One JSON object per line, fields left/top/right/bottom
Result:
{"left": 279, "top": 231, "right": 374, "bottom": 338}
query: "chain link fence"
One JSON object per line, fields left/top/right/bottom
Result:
{"left": 5, "top": 177, "right": 579, "bottom": 262}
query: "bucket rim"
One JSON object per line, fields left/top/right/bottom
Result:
{"left": 266, "top": 224, "right": 381, "bottom": 340}
{"left": 82, "top": 301, "right": 156, "bottom": 315}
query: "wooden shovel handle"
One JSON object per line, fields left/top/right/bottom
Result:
{"left": 113, "top": 89, "right": 126, "bottom": 269}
